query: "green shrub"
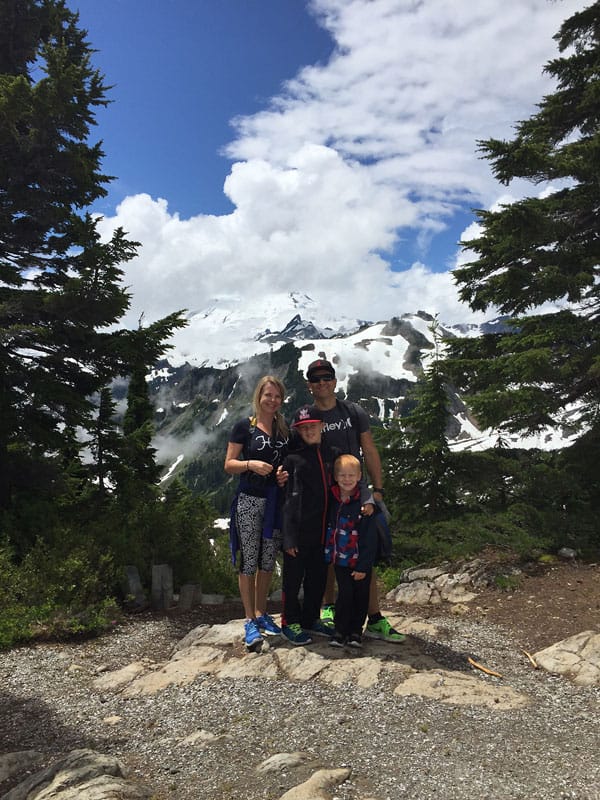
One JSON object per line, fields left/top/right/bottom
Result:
{"left": 200, "top": 532, "right": 239, "bottom": 595}
{"left": 494, "top": 573, "right": 522, "bottom": 592}
{"left": 390, "top": 505, "right": 557, "bottom": 570}
{"left": 378, "top": 566, "right": 404, "bottom": 593}
{"left": 0, "top": 536, "right": 121, "bottom": 649}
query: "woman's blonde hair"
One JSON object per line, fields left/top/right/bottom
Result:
{"left": 252, "top": 375, "right": 289, "bottom": 438}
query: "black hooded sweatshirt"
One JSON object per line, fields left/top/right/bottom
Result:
{"left": 281, "top": 440, "right": 340, "bottom": 552}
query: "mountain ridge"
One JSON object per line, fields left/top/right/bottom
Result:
{"left": 144, "top": 301, "right": 578, "bottom": 502}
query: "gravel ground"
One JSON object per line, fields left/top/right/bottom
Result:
{"left": 1, "top": 598, "right": 600, "bottom": 800}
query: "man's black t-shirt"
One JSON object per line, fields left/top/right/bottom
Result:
{"left": 316, "top": 401, "right": 370, "bottom": 463}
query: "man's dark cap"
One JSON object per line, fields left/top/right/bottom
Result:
{"left": 306, "top": 359, "right": 336, "bottom": 381}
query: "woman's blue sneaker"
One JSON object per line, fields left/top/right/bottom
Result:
{"left": 256, "top": 613, "right": 282, "bottom": 636}
{"left": 244, "top": 619, "right": 263, "bottom": 650}
{"left": 282, "top": 623, "right": 312, "bottom": 646}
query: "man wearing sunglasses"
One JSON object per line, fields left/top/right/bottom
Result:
{"left": 306, "top": 359, "right": 405, "bottom": 643}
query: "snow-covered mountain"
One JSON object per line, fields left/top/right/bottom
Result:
{"left": 146, "top": 293, "right": 579, "bottom": 496}
{"left": 164, "top": 291, "right": 367, "bottom": 368}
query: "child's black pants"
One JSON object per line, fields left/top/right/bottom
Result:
{"left": 334, "top": 565, "right": 372, "bottom": 637}
{"left": 282, "top": 544, "right": 328, "bottom": 628}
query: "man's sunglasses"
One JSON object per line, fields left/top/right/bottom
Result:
{"left": 309, "top": 376, "right": 335, "bottom": 384}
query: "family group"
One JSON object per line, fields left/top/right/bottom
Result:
{"left": 224, "top": 359, "right": 405, "bottom": 651}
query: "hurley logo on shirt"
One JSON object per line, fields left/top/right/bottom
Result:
{"left": 323, "top": 415, "right": 353, "bottom": 433}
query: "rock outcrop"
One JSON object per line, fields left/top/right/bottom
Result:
{"left": 91, "top": 614, "right": 531, "bottom": 709}
{"left": 2, "top": 749, "right": 151, "bottom": 800}
{"left": 386, "top": 559, "right": 493, "bottom": 606}
{"left": 534, "top": 630, "right": 600, "bottom": 686}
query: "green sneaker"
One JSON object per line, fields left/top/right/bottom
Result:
{"left": 320, "top": 604, "right": 335, "bottom": 623}
{"left": 282, "top": 623, "right": 312, "bottom": 646}
{"left": 365, "top": 617, "right": 406, "bottom": 643}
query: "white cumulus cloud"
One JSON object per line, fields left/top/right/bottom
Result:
{"left": 97, "top": 0, "right": 585, "bottom": 361}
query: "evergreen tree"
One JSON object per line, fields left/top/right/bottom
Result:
{"left": 377, "top": 319, "right": 456, "bottom": 521}
{"left": 1, "top": 0, "right": 128, "bottom": 510}
{"left": 0, "top": 0, "right": 186, "bottom": 516}
{"left": 90, "top": 387, "right": 124, "bottom": 494}
{"left": 120, "top": 315, "right": 186, "bottom": 487}
{"left": 401, "top": 320, "right": 456, "bottom": 519}
{"left": 122, "top": 357, "right": 160, "bottom": 488}
{"left": 446, "top": 3, "right": 600, "bottom": 437}
{"left": 0, "top": 1, "right": 220, "bottom": 643}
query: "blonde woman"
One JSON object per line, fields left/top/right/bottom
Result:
{"left": 224, "top": 375, "right": 289, "bottom": 650}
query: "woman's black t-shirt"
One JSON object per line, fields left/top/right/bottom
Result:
{"left": 229, "top": 418, "right": 288, "bottom": 492}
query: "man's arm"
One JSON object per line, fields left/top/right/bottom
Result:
{"left": 358, "top": 478, "right": 375, "bottom": 515}
{"left": 360, "top": 429, "right": 383, "bottom": 497}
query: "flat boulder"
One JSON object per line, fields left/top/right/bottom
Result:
{"left": 3, "top": 749, "right": 151, "bottom": 800}
{"left": 278, "top": 767, "right": 351, "bottom": 800}
{"left": 393, "top": 669, "right": 530, "bottom": 709}
{"left": 534, "top": 630, "right": 600, "bottom": 686}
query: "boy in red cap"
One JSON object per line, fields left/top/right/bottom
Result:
{"left": 279, "top": 405, "right": 338, "bottom": 645}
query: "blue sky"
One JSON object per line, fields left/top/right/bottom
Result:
{"left": 70, "top": 0, "right": 586, "bottom": 354}
{"left": 74, "top": 1, "right": 334, "bottom": 219}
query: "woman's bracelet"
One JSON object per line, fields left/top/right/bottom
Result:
{"left": 246, "top": 460, "right": 250, "bottom": 472}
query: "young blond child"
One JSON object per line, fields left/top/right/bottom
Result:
{"left": 325, "top": 454, "right": 378, "bottom": 648}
